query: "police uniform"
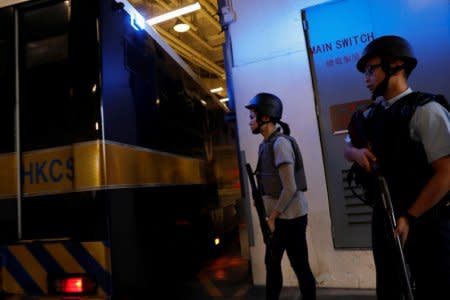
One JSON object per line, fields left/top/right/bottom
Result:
{"left": 246, "top": 93, "right": 316, "bottom": 300}
{"left": 348, "top": 87, "right": 450, "bottom": 299}
{"left": 257, "top": 129, "right": 316, "bottom": 300}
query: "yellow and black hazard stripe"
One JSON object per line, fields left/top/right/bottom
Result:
{"left": 0, "top": 240, "right": 111, "bottom": 297}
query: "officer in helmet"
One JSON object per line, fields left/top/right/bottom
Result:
{"left": 246, "top": 93, "right": 316, "bottom": 300}
{"left": 356, "top": 35, "right": 417, "bottom": 101}
{"left": 344, "top": 35, "right": 450, "bottom": 299}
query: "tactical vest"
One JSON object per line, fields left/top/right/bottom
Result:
{"left": 365, "top": 91, "right": 450, "bottom": 214}
{"left": 256, "top": 130, "right": 307, "bottom": 197}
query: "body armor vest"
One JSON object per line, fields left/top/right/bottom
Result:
{"left": 365, "top": 92, "right": 449, "bottom": 214}
{"left": 256, "top": 130, "right": 307, "bottom": 197}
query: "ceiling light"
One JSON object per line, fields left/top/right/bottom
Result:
{"left": 210, "top": 87, "right": 223, "bottom": 93}
{"left": 219, "top": 98, "right": 229, "bottom": 102}
{"left": 173, "top": 20, "right": 190, "bottom": 32}
{"left": 147, "top": 2, "right": 201, "bottom": 26}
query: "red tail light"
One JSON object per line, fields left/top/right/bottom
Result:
{"left": 50, "top": 275, "right": 97, "bottom": 294}
{"left": 61, "top": 277, "right": 83, "bottom": 293}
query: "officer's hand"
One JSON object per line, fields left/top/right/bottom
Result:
{"left": 394, "top": 216, "right": 410, "bottom": 247}
{"left": 355, "top": 148, "right": 376, "bottom": 172}
{"left": 266, "top": 217, "right": 276, "bottom": 233}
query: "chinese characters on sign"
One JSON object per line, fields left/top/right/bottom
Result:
{"left": 325, "top": 53, "right": 360, "bottom": 67}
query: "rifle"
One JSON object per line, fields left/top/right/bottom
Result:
{"left": 245, "top": 163, "right": 273, "bottom": 245}
{"left": 374, "top": 165, "right": 415, "bottom": 300}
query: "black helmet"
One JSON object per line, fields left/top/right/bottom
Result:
{"left": 245, "top": 92, "right": 283, "bottom": 120}
{"left": 356, "top": 35, "right": 417, "bottom": 73}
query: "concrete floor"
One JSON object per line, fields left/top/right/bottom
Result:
{"left": 240, "top": 286, "right": 376, "bottom": 300}
{"left": 176, "top": 237, "right": 376, "bottom": 300}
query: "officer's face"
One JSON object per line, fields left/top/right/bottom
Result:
{"left": 249, "top": 109, "right": 259, "bottom": 134}
{"left": 363, "top": 57, "right": 383, "bottom": 92}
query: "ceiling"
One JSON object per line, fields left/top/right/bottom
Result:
{"left": 127, "top": 0, "right": 228, "bottom": 101}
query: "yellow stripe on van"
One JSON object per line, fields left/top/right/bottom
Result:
{"left": 22, "top": 146, "right": 73, "bottom": 196}
{"left": 0, "top": 140, "right": 211, "bottom": 199}
{"left": 8, "top": 245, "right": 47, "bottom": 293}
{"left": 2, "top": 267, "right": 23, "bottom": 294}
{"left": 104, "top": 142, "right": 208, "bottom": 186}
{"left": 80, "top": 242, "right": 111, "bottom": 272}
{"left": 43, "top": 243, "right": 85, "bottom": 273}
{"left": 73, "top": 141, "right": 104, "bottom": 189}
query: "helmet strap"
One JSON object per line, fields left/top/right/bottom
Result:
{"left": 252, "top": 120, "right": 271, "bottom": 134}
{"left": 389, "top": 64, "right": 404, "bottom": 74}
{"left": 371, "top": 74, "right": 390, "bottom": 101}
{"left": 371, "top": 62, "right": 404, "bottom": 100}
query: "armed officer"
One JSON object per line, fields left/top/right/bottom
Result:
{"left": 246, "top": 93, "right": 316, "bottom": 300}
{"left": 344, "top": 35, "right": 450, "bottom": 299}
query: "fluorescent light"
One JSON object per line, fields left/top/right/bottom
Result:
{"left": 147, "top": 2, "right": 201, "bottom": 26}
{"left": 210, "top": 87, "right": 223, "bottom": 93}
{"left": 219, "top": 97, "right": 229, "bottom": 102}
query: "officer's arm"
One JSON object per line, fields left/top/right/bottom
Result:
{"left": 345, "top": 108, "right": 377, "bottom": 172}
{"left": 407, "top": 101, "right": 450, "bottom": 217}
{"left": 396, "top": 155, "right": 450, "bottom": 244}
{"left": 407, "top": 155, "right": 450, "bottom": 218}
{"left": 344, "top": 141, "right": 376, "bottom": 172}
{"left": 396, "top": 102, "right": 450, "bottom": 244}
{"left": 344, "top": 140, "right": 357, "bottom": 162}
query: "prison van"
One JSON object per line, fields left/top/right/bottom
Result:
{"left": 0, "top": 0, "right": 240, "bottom": 298}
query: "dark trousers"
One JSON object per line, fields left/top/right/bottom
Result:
{"left": 407, "top": 208, "right": 450, "bottom": 300}
{"left": 265, "top": 215, "right": 316, "bottom": 300}
{"left": 372, "top": 206, "right": 450, "bottom": 300}
{"left": 372, "top": 208, "right": 405, "bottom": 299}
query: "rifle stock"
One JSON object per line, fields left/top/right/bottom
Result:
{"left": 245, "top": 163, "right": 273, "bottom": 244}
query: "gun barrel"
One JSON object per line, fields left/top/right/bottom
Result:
{"left": 245, "top": 163, "right": 273, "bottom": 244}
